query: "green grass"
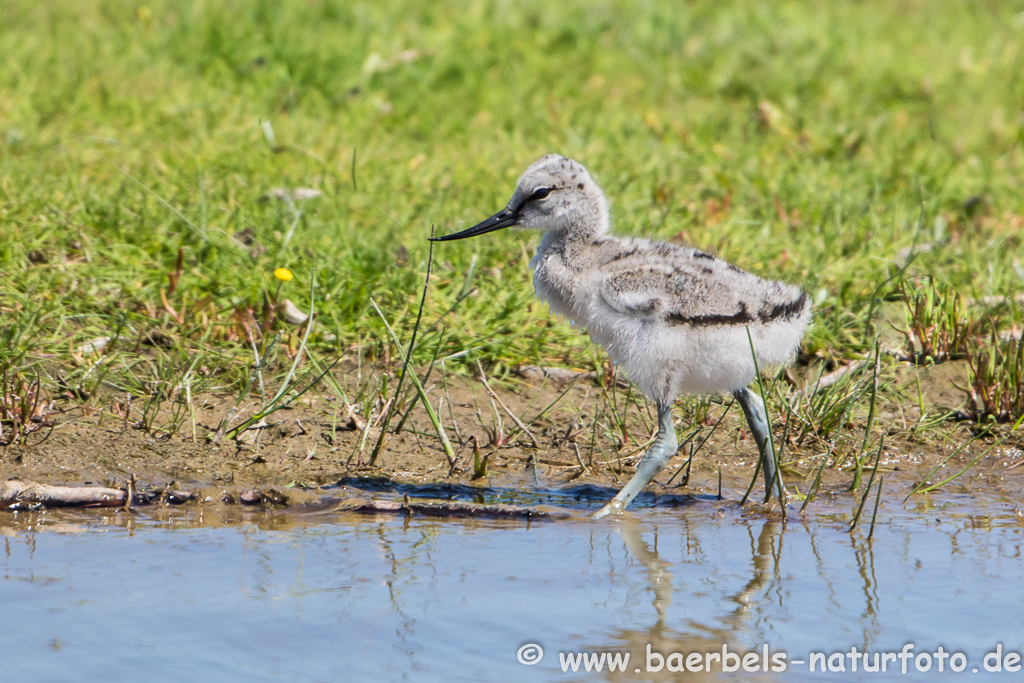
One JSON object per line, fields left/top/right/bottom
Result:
{"left": 1, "top": 0, "right": 1023, "bottom": 416}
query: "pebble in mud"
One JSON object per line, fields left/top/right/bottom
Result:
{"left": 239, "top": 489, "right": 263, "bottom": 505}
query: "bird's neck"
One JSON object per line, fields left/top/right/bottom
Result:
{"left": 555, "top": 201, "right": 610, "bottom": 243}
{"left": 534, "top": 213, "right": 607, "bottom": 270}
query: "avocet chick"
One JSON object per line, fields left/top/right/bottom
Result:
{"left": 432, "top": 155, "right": 810, "bottom": 518}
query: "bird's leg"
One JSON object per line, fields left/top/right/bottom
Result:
{"left": 592, "top": 402, "right": 678, "bottom": 519}
{"left": 733, "top": 387, "right": 787, "bottom": 504}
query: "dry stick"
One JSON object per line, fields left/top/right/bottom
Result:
{"left": 613, "top": 432, "right": 659, "bottom": 463}
{"left": 484, "top": 392, "right": 504, "bottom": 445}
{"left": 809, "top": 360, "right": 867, "bottom": 394}
{"left": 476, "top": 362, "right": 541, "bottom": 449}
{"left": 369, "top": 231, "right": 437, "bottom": 465}
{"left": 124, "top": 473, "right": 136, "bottom": 511}
{"left": 439, "top": 361, "right": 464, "bottom": 443}
{"left": 1, "top": 479, "right": 127, "bottom": 508}
{"left": 572, "top": 443, "right": 586, "bottom": 472}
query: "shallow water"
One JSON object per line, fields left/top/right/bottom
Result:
{"left": 3, "top": 490, "right": 1023, "bottom": 682}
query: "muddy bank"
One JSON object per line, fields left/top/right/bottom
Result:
{"left": 2, "top": 365, "right": 1022, "bottom": 520}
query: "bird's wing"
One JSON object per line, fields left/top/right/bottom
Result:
{"left": 592, "top": 237, "right": 808, "bottom": 327}
{"left": 596, "top": 261, "right": 763, "bottom": 325}
{"left": 596, "top": 270, "right": 669, "bottom": 318}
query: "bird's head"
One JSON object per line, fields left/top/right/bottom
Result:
{"left": 431, "top": 154, "right": 609, "bottom": 243}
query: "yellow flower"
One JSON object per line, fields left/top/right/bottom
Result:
{"left": 274, "top": 267, "right": 294, "bottom": 282}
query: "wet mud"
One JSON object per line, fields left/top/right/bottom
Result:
{"left": 2, "top": 365, "right": 1022, "bottom": 523}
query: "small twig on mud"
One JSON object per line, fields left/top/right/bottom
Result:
{"left": 439, "top": 362, "right": 463, "bottom": 443}
{"left": 806, "top": 360, "right": 867, "bottom": 394}
{"left": 124, "top": 473, "right": 136, "bottom": 511}
{"left": 476, "top": 362, "right": 541, "bottom": 449}
{"left": 572, "top": 444, "right": 586, "bottom": 470}
{"left": 212, "top": 406, "right": 241, "bottom": 445}
{"left": 348, "top": 403, "right": 378, "bottom": 466}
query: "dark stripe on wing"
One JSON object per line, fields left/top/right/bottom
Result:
{"left": 601, "top": 246, "right": 640, "bottom": 265}
{"left": 665, "top": 292, "right": 808, "bottom": 328}
{"left": 758, "top": 292, "right": 809, "bottom": 323}
{"left": 666, "top": 303, "right": 754, "bottom": 327}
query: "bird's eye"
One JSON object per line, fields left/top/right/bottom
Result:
{"left": 529, "top": 187, "right": 551, "bottom": 201}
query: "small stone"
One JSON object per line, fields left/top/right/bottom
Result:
{"left": 239, "top": 489, "right": 263, "bottom": 505}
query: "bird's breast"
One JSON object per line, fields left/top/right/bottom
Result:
{"left": 531, "top": 250, "right": 586, "bottom": 323}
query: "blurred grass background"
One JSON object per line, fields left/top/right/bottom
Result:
{"left": 1, "top": 0, "right": 1022, "bottom": 391}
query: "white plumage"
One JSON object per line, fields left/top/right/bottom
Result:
{"left": 434, "top": 154, "right": 810, "bottom": 517}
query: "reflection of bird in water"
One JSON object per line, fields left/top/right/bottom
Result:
{"left": 433, "top": 155, "right": 810, "bottom": 516}
{"left": 730, "top": 520, "right": 781, "bottom": 614}
{"left": 618, "top": 520, "right": 673, "bottom": 624}
{"left": 591, "top": 519, "right": 783, "bottom": 682}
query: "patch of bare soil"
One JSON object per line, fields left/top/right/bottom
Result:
{"left": 2, "top": 363, "right": 1022, "bottom": 519}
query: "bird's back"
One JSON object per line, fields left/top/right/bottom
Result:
{"left": 532, "top": 233, "right": 810, "bottom": 402}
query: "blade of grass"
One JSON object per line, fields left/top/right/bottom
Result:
{"left": 867, "top": 476, "right": 883, "bottom": 541}
{"left": 670, "top": 398, "right": 732, "bottom": 487}
{"left": 103, "top": 158, "right": 209, "bottom": 243}
{"left": 850, "top": 338, "right": 881, "bottom": 491}
{"left": 903, "top": 435, "right": 982, "bottom": 499}
{"left": 850, "top": 434, "right": 884, "bottom": 532}
{"left": 369, "top": 229, "right": 437, "bottom": 465}
{"left": 476, "top": 361, "right": 540, "bottom": 449}
{"left": 369, "top": 298, "right": 456, "bottom": 466}
{"left": 223, "top": 272, "right": 324, "bottom": 440}
{"left": 907, "top": 437, "right": 1002, "bottom": 496}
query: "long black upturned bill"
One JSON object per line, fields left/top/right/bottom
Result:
{"left": 430, "top": 208, "right": 518, "bottom": 241}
